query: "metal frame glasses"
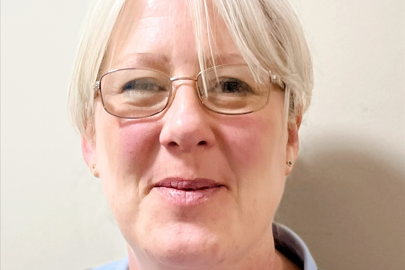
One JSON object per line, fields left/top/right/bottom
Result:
{"left": 94, "top": 64, "right": 285, "bottom": 119}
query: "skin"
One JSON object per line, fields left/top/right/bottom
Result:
{"left": 82, "top": 0, "right": 301, "bottom": 269}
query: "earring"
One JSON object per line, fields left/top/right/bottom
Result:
{"left": 92, "top": 163, "right": 96, "bottom": 169}
{"left": 286, "top": 161, "right": 293, "bottom": 167}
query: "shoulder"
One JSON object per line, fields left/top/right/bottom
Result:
{"left": 88, "top": 257, "right": 128, "bottom": 270}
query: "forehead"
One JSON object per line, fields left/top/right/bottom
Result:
{"left": 103, "top": 0, "right": 243, "bottom": 72}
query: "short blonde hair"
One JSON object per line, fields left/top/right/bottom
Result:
{"left": 69, "top": 0, "right": 313, "bottom": 136}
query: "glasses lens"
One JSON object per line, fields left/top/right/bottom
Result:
{"left": 197, "top": 65, "right": 271, "bottom": 114}
{"left": 100, "top": 69, "right": 171, "bottom": 118}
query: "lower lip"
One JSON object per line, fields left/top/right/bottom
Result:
{"left": 153, "top": 186, "right": 223, "bottom": 205}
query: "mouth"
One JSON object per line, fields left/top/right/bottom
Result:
{"left": 153, "top": 178, "right": 224, "bottom": 205}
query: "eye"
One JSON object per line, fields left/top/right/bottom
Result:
{"left": 211, "top": 78, "right": 253, "bottom": 94}
{"left": 123, "top": 78, "right": 167, "bottom": 92}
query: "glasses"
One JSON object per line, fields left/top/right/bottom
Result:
{"left": 94, "top": 64, "right": 284, "bottom": 119}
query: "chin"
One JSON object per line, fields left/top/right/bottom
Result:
{"left": 137, "top": 222, "right": 228, "bottom": 268}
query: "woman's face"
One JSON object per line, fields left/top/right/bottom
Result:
{"left": 83, "top": 0, "right": 299, "bottom": 268}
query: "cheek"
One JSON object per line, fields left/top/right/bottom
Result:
{"left": 95, "top": 108, "right": 161, "bottom": 190}
{"left": 217, "top": 106, "right": 288, "bottom": 221}
{"left": 94, "top": 111, "right": 164, "bottom": 228}
{"left": 218, "top": 112, "right": 286, "bottom": 172}
{"left": 117, "top": 122, "right": 160, "bottom": 165}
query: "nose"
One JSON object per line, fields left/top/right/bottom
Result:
{"left": 159, "top": 81, "right": 215, "bottom": 152}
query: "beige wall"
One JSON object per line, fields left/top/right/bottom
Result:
{"left": 1, "top": 0, "right": 404, "bottom": 269}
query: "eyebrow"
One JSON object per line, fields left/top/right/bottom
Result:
{"left": 115, "top": 52, "right": 246, "bottom": 71}
{"left": 116, "top": 52, "right": 171, "bottom": 70}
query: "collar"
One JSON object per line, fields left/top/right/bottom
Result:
{"left": 273, "top": 223, "right": 318, "bottom": 270}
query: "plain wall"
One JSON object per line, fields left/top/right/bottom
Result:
{"left": 1, "top": 0, "right": 404, "bottom": 269}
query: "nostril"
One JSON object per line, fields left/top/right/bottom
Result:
{"left": 168, "top": 141, "right": 178, "bottom": 147}
{"left": 164, "top": 140, "right": 207, "bottom": 149}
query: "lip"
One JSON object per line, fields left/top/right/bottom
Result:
{"left": 152, "top": 178, "right": 224, "bottom": 205}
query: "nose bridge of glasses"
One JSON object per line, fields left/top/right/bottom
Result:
{"left": 169, "top": 76, "right": 199, "bottom": 95}
{"left": 170, "top": 76, "right": 198, "bottom": 83}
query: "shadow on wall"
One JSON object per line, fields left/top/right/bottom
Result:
{"left": 275, "top": 136, "right": 405, "bottom": 270}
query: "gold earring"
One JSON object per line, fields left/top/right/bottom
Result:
{"left": 92, "top": 163, "right": 96, "bottom": 169}
{"left": 286, "top": 161, "right": 293, "bottom": 167}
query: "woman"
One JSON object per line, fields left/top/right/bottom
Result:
{"left": 69, "top": 0, "right": 316, "bottom": 269}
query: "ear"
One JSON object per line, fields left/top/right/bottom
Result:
{"left": 285, "top": 115, "right": 302, "bottom": 176}
{"left": 81, "top": 135, "right": 99, "bottom": 178}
